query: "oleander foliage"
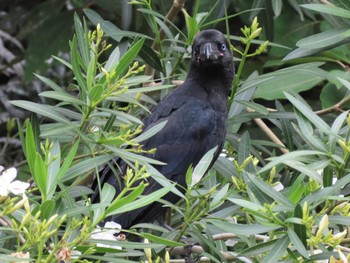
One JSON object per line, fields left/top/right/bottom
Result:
{"left": 1, "top": 0, "right": 350, "bottom": 262}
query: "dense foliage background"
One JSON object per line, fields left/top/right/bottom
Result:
{"left": 1, "top": 0, "right": 350, "bottom": 262}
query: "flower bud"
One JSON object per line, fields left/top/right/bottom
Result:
{"left": 332, "top": 230, "right": 347, "bottom": 241}
{"left": 316, "top": 214, "right": 328, "bottom": 239}
{"left": 143, "top": 239, "right": 152, "bottom": 262}
{"left": 250, "top": 27, "right": 262, "bottom": 39}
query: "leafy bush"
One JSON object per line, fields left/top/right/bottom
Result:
{"left": 1, "top": 0, "right": 350, "bottom": 262}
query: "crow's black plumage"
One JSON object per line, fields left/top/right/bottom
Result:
{"left": 92, "top": 29, "right": 234, "bottom": 229}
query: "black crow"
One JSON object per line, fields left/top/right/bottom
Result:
{"left": 93, "top": 29, "right": 235, "bottom": 229}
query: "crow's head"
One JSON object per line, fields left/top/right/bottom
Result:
{"left": 191, "top": 29, "right": 233, "bottom": 70}
{"left": 189, "top": 29, "right": 234, "bottom": 92}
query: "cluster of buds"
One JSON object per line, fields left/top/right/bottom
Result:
{"left": 232, "top": 17, "right": 269, "bottom": 57}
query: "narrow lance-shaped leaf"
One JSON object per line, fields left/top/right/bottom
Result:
{"left": 262, "top": 234, "right": 289, "bottom": 263}
{"left": 113, "top": 38, "right": 145, "bottom": 80}
{"left": 11, "top": 101, "right": 70, "bottom": 124}
{"left": 104, "top": 183, "right": 145, "bottom": 216}
{"left": 285, "top": 92, "right": 330, "bottom": 133}
{"left": 70, "top": 36, "right": 87, "bottom": 92}
{"left": 106, "top": 185, "right": 174, "bottom": 216}
{"left": 74, "top": 13, "right": 90, "bottom": 67}
{"left": 140, "top": 233, "right": 184, "bottom": 247}
{"left": 24, "top": 120, "right": 36, "bottom": 176}
{"left": 48, "top": 139, "right": 80, "bottom": 197}
{"left": 301, "top": 4, "right": 350, "bottom": 18}
{"left": 191, "top": 146, "right": 217, "bottom": 187}
{"left": 296, "top": 29, "right": 350, "bottom": 50}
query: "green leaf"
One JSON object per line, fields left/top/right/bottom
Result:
{"left": 213, "top": 156, "right": 238, "bottom": 180}
{"left": 25, "top": 121, "right": 37, "bottom": 176}
{"left": 126, "top": 84, "right": 174, "bottom": 94}
{"left": 146, "top": 164, "right": 185, "bottom": 199}
{"left": 254, "top": 64, "right": 327, "bottom": 99}
{"left": 245, "top": 172, "right": 294, "bottom": 208}
{"left": 294, "top": 109, "right": 328, "bottom": 152}
{"left": 293, "top": 204, "right": 307, "bottom": 248}
{"left": 227, "top": 198, "right": 264, "bottom": 212}
{"left": 276, "top": 101, "right": 295, "bottom": 150}
{"left": 88, "top": 84, "right": 104, "bottom": 104}
{"left": 114, "top": 38, "right": 145, "bottom": 79}
{"left": 262, "top": 234, "right": 289, "bottom": 263}
{"left": 106, "top": 146, "right": 165, "bottom": 166}
{"left": 237, "top": 131, "right": 251, "bottom": 166}
{"left": 35, "top": 74, "right": 65, "bottom": 93}
{"left": 83, "top": 9, "right": 150, "bottom": 42}
{"left": 323, "top": 166, "right": 334, "bottom": 187}
{"left": 100, "top": 108, "right": 143, "bottom": 125}
{"left": 210, "top": 183, "right": 229, "bottom": 209}
{"left": 93, "top": 183, "right": 116, "bottom": 224}
{"left": 329, "top": 215, "right": 350, "bottom": 225}
{"left": 210, "top": 221, "right": 281, "bottom": 235}
{"left": 239, "top": 239, "right": 278, "bottom": 256}
{"left": 191, "top": 146, "right": 217, "bottom": 187}
{"left": 272, "top": 0, "right": 282, "bottom": 17}
{"left": 52, "top": 55, "right": 73, "bottom": 70}
{"left": 104, "top": 184, "right": 145, "bottom": 216}
{"left": 259, "top": 150, "right": 327, "bottom": 174}
{"left": 11, "top": 100, "right": 70, "bottom": 124}
{"left": 39, "top": 90, "right": 86, "bottom": 106}
{"left": 297, "top": 29, "right": 350, "bottom": 49}
{"left": 70, "top": 36, "right": 87, "bottom": 91}
{"left": 106, "top": 185, "right": 173, "bottom": 216}
{"left": 74, "top": 13, "right": 90, "bottom": 67}
{"left": 40, "top": 200, "right": 56, "bottom": 220}
{"left": 301, "top": 4, "right": 350, "bottom": 18}
{"left": 140, "top": 233, "right": 184, "bottom": 247}
{"left": 285, "top": 92, "right": 330, "bottom": 133}
{"left": 35, "top": 153, "right": 47, "bottom": 199}
{"left": 134, "top": 121, "right": 167, "bottom": 143}
{"left": 287, "top": 174, "right": 305, "bottom": 204}
{"left": 86, "top": 53, "right": 96, "bottom": 90}
{"left": 236, "top": 100, "right": 269, "bottom": 115}
{"left": 47, "top": 140, "right": 60, "bottom": 199}
{"left": 287, "top": 228, "right": 309, "bottom": 258}
{"left": 48, "top": 140, "right": 80, "bottom": 197}
{"left": 138, "top": 42, "right": 163, "bottom": 72}
{"left": 63, "top": 155, "right": 114, "bottom": 182}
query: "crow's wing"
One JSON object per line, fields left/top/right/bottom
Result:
{"left": 105, "top": 86, "right": 226, "bottom": 228}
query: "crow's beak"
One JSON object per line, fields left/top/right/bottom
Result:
{"left": 199, "top": 42, "right": 223, "bottom": 62}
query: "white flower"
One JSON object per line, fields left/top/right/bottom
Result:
{"left": 90, "top": 221, "right": 122, "bottom": 250}
{"left": 0, "top": 166, "right": 30, "bottom": 197}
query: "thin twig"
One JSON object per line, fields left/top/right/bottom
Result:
{"left": 246, "top": 108, "right": 289, "bottom": 154}
{"left": 315, "top": 96, "right": 350, "bottom": 115}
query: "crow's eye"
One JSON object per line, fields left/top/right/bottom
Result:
{"left": 220, "top": 43, "right": 227, "bottom": 52}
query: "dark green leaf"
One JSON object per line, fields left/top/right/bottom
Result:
{"left": 105, "top": 184, "right": 145, "bottom": 216}
{"left": 40, "top": 200, "right": 55, "bottom": 220}
{"left": 138, "top": 42, "right": 162, "bottom": 72}
{"left": 74, "top": 13, "right": 90, "bottom": 67}
{"left": 11, "top": 101, "right": 70, "bottom": 124}
{"left": 106, "top": 185, "right": 173, "bottom": 216}
{"left": 114, "top": 38, "right": 145, "bottom": 79}
{"left": 262, "top": 234, "right": 289, "bottom": 263}
{"left": 287, "top": 228, "right": 308, "bottom": 258}
{"left": 140, "top": 233, "right": 184, "bottom": 247}
{"left": 210, "top": 220, "right": 281, "bottom": 235}
{"left": 301, "top": 4, "right": 350, "bottom": 18}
